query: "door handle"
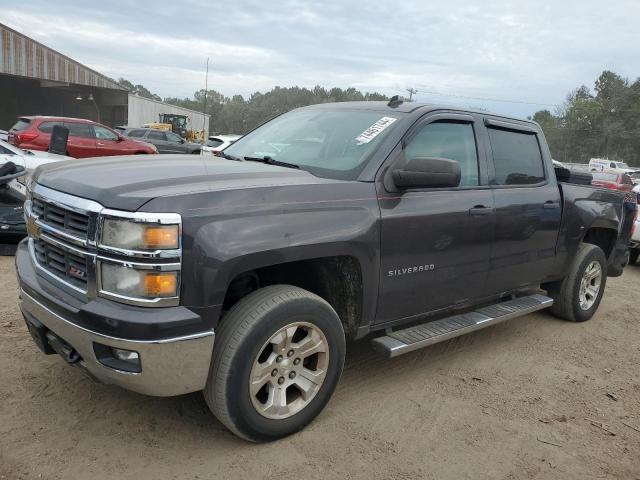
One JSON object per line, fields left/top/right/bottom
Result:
{"left": 469, "top": 205, "right": 493, "bottom": 216}
{"left": 97, "top": 142, "right": 105, "bottom": 146}
{"left": 543, "top": 201, "right": 560, "bottom": 209}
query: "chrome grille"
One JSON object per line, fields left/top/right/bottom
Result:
{"left": 33, "top": 238, "right": 88, "bottom": 290}
{"left": 32, "top": 197, "right": 90, "bottom": 239}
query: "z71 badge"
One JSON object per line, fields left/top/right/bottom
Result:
{"left": 388, "top": 264, "right": 435, "bottom": 277}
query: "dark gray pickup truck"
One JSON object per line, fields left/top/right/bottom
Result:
{"left": 15, "top": 98, "right": 635, "bottom": 441}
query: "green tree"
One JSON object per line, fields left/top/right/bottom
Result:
{"left": 533, "top": 71, "right": 640, "bottom": 167}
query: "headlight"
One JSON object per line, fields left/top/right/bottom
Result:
{"left": 100, "top": 263, "right": 178, "bottom": 300}
{"left": 101, "top": 218, "right": 179, "bottom": 251}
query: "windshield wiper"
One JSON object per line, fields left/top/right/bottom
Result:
{"left": 218, "top": 152, "right": 242, "bottom": 161}
{"left": 243, "top": 156, "right": 299, "bottom": 170}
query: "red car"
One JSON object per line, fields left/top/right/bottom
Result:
{"left": 590, "top": 172, "right": 634, "bottom": 192}
{"left": 8, "top": 116, "right": 158, "bottom": 158}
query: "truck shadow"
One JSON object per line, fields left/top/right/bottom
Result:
{"left": 51, "top": 310, "right": 563, "bottom": 448}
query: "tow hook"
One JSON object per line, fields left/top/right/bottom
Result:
{"left": 45, "top": 331, "right": 81, "bottom": 364}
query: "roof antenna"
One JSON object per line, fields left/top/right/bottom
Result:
{"left": 387, "top": 95, "right": 405, "bottom": 107}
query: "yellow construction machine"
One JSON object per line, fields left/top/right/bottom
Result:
{"left": 145, "top": 114, "right": 205, "bottom": 142}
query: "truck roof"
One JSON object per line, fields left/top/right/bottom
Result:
{"left": 299, "top": 101, "right": 538, "bottom": 126}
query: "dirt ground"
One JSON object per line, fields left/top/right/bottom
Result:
{"left": 1, "top": 255, "right": 639, "bottom": 480}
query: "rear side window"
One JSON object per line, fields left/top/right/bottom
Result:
{"left": 147, "top": 130, "right": 166, "bottom": 141}
{"left": 404, "top": 121, "right": 479, "bottom": 187}
{"left": 488, "top": 128, "right": 545, "bottom": 185}
{"left": 128, "top": 129, "right": 147, "bottom": 138}
{"left": 63, "top": 122, "right": 93, "bottom": 138}
{"left": 206, "top": 138, "right": 223, "bottom": 148}
{"left": 38, "top": 121, "right": 63, "bottom": 133}
{"left": 11, "top": 118, "right": 31, "bottom": 131}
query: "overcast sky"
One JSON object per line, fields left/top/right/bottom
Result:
{"left": 3, "top": 0, "right": 639, "bottom": 118}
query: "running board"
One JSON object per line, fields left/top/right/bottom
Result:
{"left": 371, "top": 294, "right": 553, "bottom": 358}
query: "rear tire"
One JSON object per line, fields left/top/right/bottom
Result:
{"left": 629, "top": 249, "right": 639, "bottom": 265}
{"left": 544, "top": 243, "right": 607, "bottom": 322}
{"left": 204, "top": 285, "right": 345, "bottom": 442}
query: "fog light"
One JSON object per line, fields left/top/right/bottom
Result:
{"left": 112, "top": 347, "right": 139, "bottom": 362}
{"left": 93, "top": 343, "right": 141, "bottom": 373}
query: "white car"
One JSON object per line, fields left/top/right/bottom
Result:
{"left": 1, "top": 139, "right": 73, "bottom": 192}
{"left": 629, "top": 184, "right": 640, "bottom": 265}
{"left": 589, "top": 158, "right": 636, "bottom": 174}
{"left": 201, "top": 134, "right": 242, "bottom": 156}
{"left": 1, "top": 139, "right": 73, "bottom": 238}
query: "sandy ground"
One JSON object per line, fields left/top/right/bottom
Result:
{"left": 0, "top": 255, "right": 639, "bottom": 480}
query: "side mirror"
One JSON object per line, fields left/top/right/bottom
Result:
{"left": 392, "top": 157, "right": 461, "bottom": 189}
{"left": 117, "top": 134, "right": 125, "bottom": 142}
{"left": 180, "top": 138, "right": 185, "bottom": 144}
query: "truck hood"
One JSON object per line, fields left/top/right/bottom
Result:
{"left": 33, "top": 155, "right": 324, "bottom": 211}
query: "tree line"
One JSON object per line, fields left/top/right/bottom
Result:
{"left": 118, "top": 70, "right": 640, "bottom": 167}
{"left": 532, "top": 71, "right": 640, "bottom": 167}
{"left": 117, "top": 79, "right": 388, "bottom": 135}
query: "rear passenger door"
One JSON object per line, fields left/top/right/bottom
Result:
{"left": 63, "top": 122, "right": 97, "bottom": 158}
{"left": 483, "top": 118, "right": 561, "bottom": 292}
{"left": 146, "top": 130, "right": 171, "bottom": 153}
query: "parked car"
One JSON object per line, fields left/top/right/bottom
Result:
{"left": 16, "top": 99, "right": 634, "bottom": 442}
{"left": 119, "top": 127, "right": 201, "bottom": 154}
{"left": 590, "top": 171, "right": 634, "bottom": 192}
{"left": 589, "top": 158, "right": 635, "bottom": 174}
{"left": 628, "top": 184, "right": 640, "bottom": 265}
{"left": 0, "top": 139, "right": 72, "bottom": 238}
{"left": 8, "top": 116, "right": 158, "bottom": 158}
{"left": 201, "top": 134, "right": 241, "bottom": 156}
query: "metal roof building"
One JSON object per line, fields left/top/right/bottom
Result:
{"left": 0, "top": 22, "right": 128, "bottom": 129}
{"left": 0, "top": 22, "right": 208, "bottom": 134}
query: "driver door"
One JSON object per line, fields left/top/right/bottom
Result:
{"left": 375, "top": 113, "right": 495, "bottom": 325}
{"left": 94, "top": 125, "right": 123, "bottom": 156}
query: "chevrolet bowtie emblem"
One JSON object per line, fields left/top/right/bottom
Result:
{"left": 26, "top": 215, "right": 41, "bottom": 238}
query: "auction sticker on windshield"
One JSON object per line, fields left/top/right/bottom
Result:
{"left": 356, "top": 117, "right": 397, "bottom": 144}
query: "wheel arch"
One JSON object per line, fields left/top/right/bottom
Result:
{"left": 219, "top": 252, "right": 367, "bottom": 338}
{"left": 581, "top": 225, "right": 618, "bottom": 260}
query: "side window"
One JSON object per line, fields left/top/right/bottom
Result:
{"left": 167, "top": 133, "right": 182, "bottom": 143}
{"left": 487, "top": 128, "right": 545, "bottom": 185}
{"left": 38, "top": 121, "right": 63, "bottom": 133}
{"left": 0, "top": 145, "right": 16, "bottom": 155}
{"left": 128, "top": 129, "right": 146, "bottom": 138}
{"left": 93, "top": 125, "right": 119, "bottom": 141}
{"left": 63, "top": 122, "right": 93, "bottom": 138}
{"left": 147, "top": 130, "right": 166, "bottom": 141}
{"left": 404, "top": 121, "right": 479, "bottom": 187}
{"left": 610, "top": 162, "right": 617, "bottom": 169}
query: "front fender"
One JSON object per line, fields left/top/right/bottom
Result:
{"left": 172, "top": 183, "right": 381, "bottom": 329}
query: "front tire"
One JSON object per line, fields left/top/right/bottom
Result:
{"left": 544, "top": 243, "right": 607, "bottom": 322}
{"left": 204, "top": 285, "right": 345, "bottom": 442}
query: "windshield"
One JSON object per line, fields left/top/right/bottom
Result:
{"left": 616, "top": 162, "right": 629, "bottom": 169}
{"left": 224, "top": 109, "right": 402, "bottom": 180}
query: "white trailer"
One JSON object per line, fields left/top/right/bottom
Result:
{"left": 126, "top": 94, "right": 210, "bottom": 133}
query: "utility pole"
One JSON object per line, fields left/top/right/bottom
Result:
{"left": 406, "top": 88, "right": 418, "bottom": 101}
{"left": 202, "top": 57, "right": 210, "bottom": 135}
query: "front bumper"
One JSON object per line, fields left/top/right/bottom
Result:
{"left": 16, "top": 241, "right": 215, "bottom": 397}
